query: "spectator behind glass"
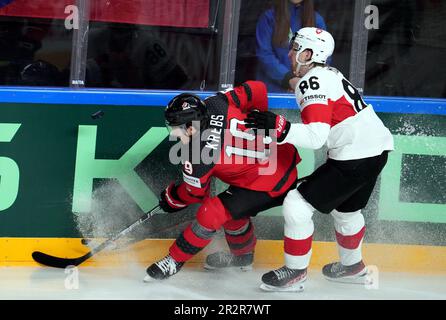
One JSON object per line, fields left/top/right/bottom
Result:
{"left": 256, "top": 0, "right": 327, "bottom": 92}
{"left": 86, "top": 24, "right": 188, "bottom": 89}
{"left": 0, "top": 20, "right": 66, "bottom": 86}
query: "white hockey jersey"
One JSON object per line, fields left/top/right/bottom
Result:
{"left": 281, "top": 66, "right": 394, "bottom": 160}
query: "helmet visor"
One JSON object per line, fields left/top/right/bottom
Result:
{"left": 165, "top": 121, "right": 188, "bottom": 135}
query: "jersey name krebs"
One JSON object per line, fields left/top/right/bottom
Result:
{"left": 183, "top": 172, "right": 202, "bottom": 188}
{"left": 205, "top": 114, "right": 224, "bottom": 151}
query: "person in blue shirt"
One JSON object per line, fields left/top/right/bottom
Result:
{"left": 0, "top": 0, "right": 14, "bottom": 8}
{"left": 256, "top": 0, "right": 327, "bottom": 92}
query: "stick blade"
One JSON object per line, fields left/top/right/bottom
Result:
{"left": 32, "top": 251, "right": 87, "bottom": 268}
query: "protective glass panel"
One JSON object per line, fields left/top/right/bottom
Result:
{"left": 0, "top": 2, "right": 73, "bottom": 87}
{"left": 365, "top": 0, "right": 446, "bottom": 98}
{"left": 85, "top": 0, "right": 222, "bottom": 91}
{"left": 234, "top": 0, "right": 354, "bottom": 93}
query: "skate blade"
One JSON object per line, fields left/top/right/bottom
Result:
{"left": 204, "top": 264, "right": 253, "bottom": 272}
{"left": 143, "top": 275, "right": 158, "bottom": 283}
{"left": 259, "top": 282, "right": 305, "bottom": 292}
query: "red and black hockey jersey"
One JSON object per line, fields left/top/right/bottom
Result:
{"left": 175, "top": 81, "right": 301, "bottom": 205}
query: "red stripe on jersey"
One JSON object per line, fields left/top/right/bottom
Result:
{"left": 284, "top": 235, "right": 313, "bottom": 256}
{"left": 330, "top": 95, "right": 357, "bottom": 127}
{"left": 244, "top": 80, "right": 268, "bottom": 112}
{"left": 335, "top": 226, "right": 366, "bottom": 249}
{"left": 225, "top": 81, "right": 268, "bottom": 113}
{"left": 301, "top": 103, "right": 332, "bottom": 125}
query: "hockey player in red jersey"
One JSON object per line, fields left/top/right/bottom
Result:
{"left": 144, "top": 81, "right": 301, "bottom": 281}
{"left": 245, "top": 28, "right": 394, "bottom": 291}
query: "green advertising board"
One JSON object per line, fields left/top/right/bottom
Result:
{"left": 0, "top": 91, "right": 445, "bottom": 246}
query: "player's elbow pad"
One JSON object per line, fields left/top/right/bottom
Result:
{"left": 304, "top": 123, "right": 329, "bottom": 149}
{"left": 309, "top": 131, "right": 327, "bottom": 149}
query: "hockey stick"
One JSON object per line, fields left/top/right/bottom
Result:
{"left": 32, "top": 205, "right": 163, "bottom": 268}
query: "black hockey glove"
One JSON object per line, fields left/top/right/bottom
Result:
{"left": 159, "top": 183, "right": 188, "bottom": 213}
{"left": 245, "top": 111, "right": 291, "bottom": 142}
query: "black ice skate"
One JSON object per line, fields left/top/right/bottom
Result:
{"left": 204, "top": 252, "right": 253, "bottom": 271}
{"left": 260, "top": 266, "right": 307, "bottom": 292}
{"left": 322, "top": 260, "right": 368, "bottom": 284}
{"left": 144, "top": 255, "right": 184, "bottom": 281}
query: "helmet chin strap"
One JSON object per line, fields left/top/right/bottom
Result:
{"left": 294, "top": 52, "right": 314, "bottom": 76}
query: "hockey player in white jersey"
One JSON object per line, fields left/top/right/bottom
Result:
{"left": 245, "top": 27, "right": 394, "bottom": 291}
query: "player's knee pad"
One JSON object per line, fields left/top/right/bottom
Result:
{"left": 283, "top": 190, "right": 315, "bottom": 225}
{"left": 283, "top": 189, "right": 315, "bottom": 239}
{"left": 331, "top": 209, "right": 364, "bottom": 236}
{"left": 196, "top": 197, "right": 232, "bottom": 230}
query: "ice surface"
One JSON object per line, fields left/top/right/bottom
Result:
{"left": 0, "top": 264, "right": 444, "bottom": 300}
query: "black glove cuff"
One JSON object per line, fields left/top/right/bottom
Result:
{"left": 159, "top": 184, "right": 187, "bottom": 213}
{"left": 277, "top": 121, "right": 291, "bottom": 143}
{"left": 169, "top": 184, "right": 183, "bottom": 203}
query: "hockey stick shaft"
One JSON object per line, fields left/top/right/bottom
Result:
{"left": 88, "top": 205, "right": 163, "bottom": 256}
{"left": 34, "top": 175, "right": 309, "bottom": 268}
{"left": 32, "top": 205, "right": 163, "bottom": 268}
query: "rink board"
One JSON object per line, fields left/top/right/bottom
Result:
{"left": 0, "top": 88, "right": 445, "bottom": 269}
{"left": 1, "top": 238, "right": 446, "bottom": 274}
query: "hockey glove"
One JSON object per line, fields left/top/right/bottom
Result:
{"left": 245, "top": 111, "right": 291, "bottom": 143}
{"left": 159, "top": 183, "right": 188, "bottom": 213}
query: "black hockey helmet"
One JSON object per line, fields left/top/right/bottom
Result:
{"left": 165, "top": 93, "right": 208, "bottom": 129}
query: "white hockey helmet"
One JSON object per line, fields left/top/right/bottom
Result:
{"left": 291, "top": 27, "right": 335, "bottom": 65}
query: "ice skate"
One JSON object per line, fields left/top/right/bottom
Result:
{"left": 204, "top": 252, "right": 253, "bottom": 271}
{"left": 260, "top": 266, "right": 307, "bottom": 292}
{"left": 322, "top": 260, "right": 368, "bottom": 284}
{"left": 144, "top": 255, "right": 184, "bottom": 281}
